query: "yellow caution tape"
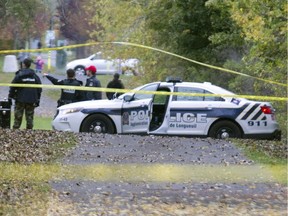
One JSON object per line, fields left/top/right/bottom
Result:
{"left": 47, "top": 51, "right": 51, "bottom": 71}
{"left": 113, "top": 42, "right": 287, "bottom": 88}
{"left": 0, "top": 41, "right": 286, "bottom": 87}
{"left": 1, "top": 83, "right": 287, "bottom": 101}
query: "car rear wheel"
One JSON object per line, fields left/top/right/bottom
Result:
{"left": 81, "top": 114, "right": 115, "bottom": 134}
{"left": 74, "top": 66, "right": 86, "bottom": 76}
{"left": 208, "top": 120, "right": 242, "bottom": 139}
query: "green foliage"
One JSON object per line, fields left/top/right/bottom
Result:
{"left": 0, "top": 0, "right": 49, "bottom": 49}
{"left": 228, "top": 0, "right": 287, "bottom": 93}
{"left": 0, "top": 39, "right": 13, "bottom": 50}
{"left": 148, "top": 0, "right": 213, "bottom": 52}
{"left": 207, "top": 0, "right": 287, "bottom": 137}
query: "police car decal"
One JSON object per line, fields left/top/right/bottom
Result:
{"left": 122, "top": 108, "right": 149, "bottom": 127}
{"left": 169, "top": 112, "right": 206, "bottom": 129}
{"left": 122, "top": 112, "right": 129, "bottom": 125}
{"left": 237, "top": 103, "right": 261, "bottom": 120}
{"left": 169, "top": 105, "right": 247, "bottom": 120}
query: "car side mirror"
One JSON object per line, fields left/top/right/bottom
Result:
{"left": 123, "top": 95, "right": 133, "bottom": 102}
{"left": 112, "top": 92, "right": 119, "bottom": 99}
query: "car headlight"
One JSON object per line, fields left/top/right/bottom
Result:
{"left": 59, "top": 107, "right": 84, "bottom": 115}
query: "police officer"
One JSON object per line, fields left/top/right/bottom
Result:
{"left": 84, "top": 65, "right": 102, "bottom": 100}
{"left": 8, "top": 58, "right": 42, "bottom": 129}
{"left": 106, "top": 73, "right": 125, "bottom": 100}
{"left": 43, "top": 69, "right": 83, "bottom": 107}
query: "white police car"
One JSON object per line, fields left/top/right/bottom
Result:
{"left": 52, "top": 79, "right": 281, "bottom": 140}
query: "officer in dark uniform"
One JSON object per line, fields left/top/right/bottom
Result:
{"left": 106, "top": 73, "right": 125, "bottom": 100}
{"left": 43, "top": 69, "right": 83, "bottom": 107}
{"left": 84, "top": 65, "right": 102, "bottom": 100}
{"left": 8, "top": 58, "right": 42, "bottom": 129}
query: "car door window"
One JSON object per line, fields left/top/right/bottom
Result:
{"left": 149, "top": 88, "right": 170, "bottom": 131}
{"left": 133, "top": 84, "right": 159, "bottom": 101}
{"left": 173, "top": 87, "right": 224, "bottom": 101}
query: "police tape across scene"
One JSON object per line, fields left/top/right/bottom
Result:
{"left": 0, "top": 41, "right": 287, "bottom": 88}
{"left": 0, "top": 83, "right": 287, "bottom": 102}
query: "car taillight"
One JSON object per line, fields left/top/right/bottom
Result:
{"left": 261, "top": 105, "right": 273, "bottom": 114}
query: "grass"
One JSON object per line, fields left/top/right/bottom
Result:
{"left": 0, "top": 70, "right": 14, "bottom": 83}
{"left": 9, "top": 114, "right": 53, "bottom": 130}
{"left": 234, "top": 139, "right": 287, "bottom": 185}
{"left": 241, "top": 147, "right": 287, "bottom": 165}
{"left": 0, "top": 181, "right": 51, "bottom": 215}
{"left": 0, "top": 163, "right": 279, "bottom": 183}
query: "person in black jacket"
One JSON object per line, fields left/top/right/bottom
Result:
{"left": 84, "top": 65, "right": 102, "bottom": 100}
{"left": 106, "top": 73, "right": 125, "bottom": 100}
{"left": 43, "top": 69, "right": 83, "bottom": 107}
{"left": 8, "top": 58, "right": 42, "bottom": 129}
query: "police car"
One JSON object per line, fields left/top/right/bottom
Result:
{"left": 52, "top": 79, "right": 281, "bottom": 140}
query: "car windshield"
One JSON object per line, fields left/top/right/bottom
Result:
{"left": 118, "top": 83, "right": 160, "bottom": 100}
{"left": 89, "top": 54, "right": 97, "bottom": 60}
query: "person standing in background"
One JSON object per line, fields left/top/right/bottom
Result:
{"left": 37, "top": 41, "right": 42, "bottom": 50}
{"left": 17, "top": 48, "right": 30, "bottom": 69}
{"left": 33, "top": 55, "right": 45, "bottom": 73}
{"left": 84, "top": 65, "right": 102, "bottom": 100}
{"left": 106, "top": 73, "right": 125, "bottom": 100}
{"left": 8, "top": 58, "right": 42, "bottom": 129}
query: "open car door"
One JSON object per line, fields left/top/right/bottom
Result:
{"left": 121, "top": 83, "right": 160, "bottom": 134}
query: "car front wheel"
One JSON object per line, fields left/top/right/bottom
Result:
{"left": 208, "top": 120, "right": 242, "bottom": 139}
{"left": 74, "top": 66, "right": 86, "bottom": 76}
{"left": 81, "top": 114, "right": 115, "bottom": 134}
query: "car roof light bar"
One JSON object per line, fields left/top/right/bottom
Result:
{"left": 166, "top": 77, "right": 182, "bottom": 84}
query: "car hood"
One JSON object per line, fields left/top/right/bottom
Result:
{"left": 58, "top": 99, "right": 123, "bottom": 110}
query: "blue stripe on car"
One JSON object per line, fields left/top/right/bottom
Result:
{"left": 170, "top": 104, "right": 249, "bottom": 119}
{"left": 251, "top": 110, "right": 263, "bottom": 120}
{"left": 81, "top": 107, "right": 149, "bottom": 115}
{"left": 82, "top": 108, "right": 122, "bottom": 115}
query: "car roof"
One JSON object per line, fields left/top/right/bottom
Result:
{"left": 129, "top": 81, "right": 236, "bottom": 98}
{"left": 158, "top": 81, "right": 235, "bottom": 95}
